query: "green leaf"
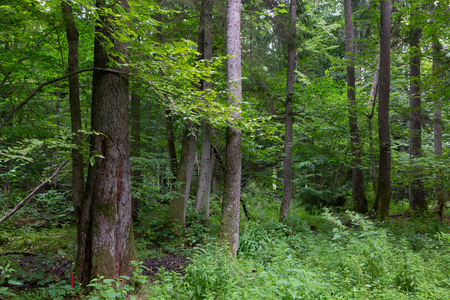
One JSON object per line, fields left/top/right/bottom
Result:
{"left": 288, "top": 288, "right": 298, "bottom": 299}
{"left": 8, "top": 279, "right": 23, "bottom": 286}
{"left": 90, "top": 155, "right": 96, "bottom": 166}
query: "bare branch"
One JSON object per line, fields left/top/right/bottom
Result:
{"left": 0, "top": 68, "right": 125, "bottom": 131}
{"left": 0, "top": 160, "right": 68, "bottom": 225}
{"left": 0, "top": 251, "right": 37, "bottom": 256}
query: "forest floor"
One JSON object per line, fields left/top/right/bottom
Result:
{"left": 1, "top": 229, "right": 191, "bottom": 294}
{"left": 5, "top": 251, "right": 189, "bottom": 290}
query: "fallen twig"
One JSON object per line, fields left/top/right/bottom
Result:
{"left": 0, "top": 251, "right": 37, "bottom": 256}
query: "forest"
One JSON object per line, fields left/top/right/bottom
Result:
{"left": 0, "top": 0, "right": 449, "bottom": 299}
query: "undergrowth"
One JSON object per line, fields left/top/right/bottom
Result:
{"left": 1, "top": 186, "right": 449, "bottom": 299}
{"left": 145, "top": 209, "right": 450, "bottom": 299}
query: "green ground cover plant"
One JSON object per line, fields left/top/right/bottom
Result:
{"left": 142, "top": 206, "right": 450, "bottom": 300}
{"left": 1, "top": 186, "right": 449, "bottom": 299}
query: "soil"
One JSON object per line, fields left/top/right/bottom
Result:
{"left": 3, "top": 249, "right": 190, "bottom": 290}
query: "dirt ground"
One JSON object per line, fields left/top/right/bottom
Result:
{"left": 4, "top": 251, "right": 189, "bottom": 290}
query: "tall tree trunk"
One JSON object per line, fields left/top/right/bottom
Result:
{"left": 368, "top": 60, "right": 380, "bottom": 200}
{"left": 168, "top": 126, "right": 197, "bottom": 230}
{"left": 157, "top": 15, "right": 178, "bottom": 188}
{"left": 130, "top": 89, "right": 141, "bottom": 222}
{"left": 195, "top": 121, "right": 214, "bottom": 216}
{"left": 76, "top": 0, "right": 136, "bottom": 285}
{"left": 165, "top": 108, "right": 178, "bottom": 185}
{"left": 344, "top": 0, "right": 367, "bottom": 214}
{"left": 195, "top": 0, "right": 214, "bottom": 218}
{"left": 279, "top": 0, "right": 296, "bottom": 222}
{"left": 218, "top": 0, "right": 242, "bottom": 258}
{"left": 408, "top": 13, "right": 426, "bottom": 212}
{"left": 375, "top": 0, "right": 391, "bottom": 220}
{"left": 61, "top": 1, "right": 84, "bottom": 231}
{"left": 432, "top": 15, "right": 445, "bottom": 216}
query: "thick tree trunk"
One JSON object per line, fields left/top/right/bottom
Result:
{"left": 375, "top": 0, "right": 391, "bottom": 220}
{"left": 76, "top": 0, "right": 136, "bottom": 285}
{"left": 195, "top": 0, "right": 214, "bottom": 218}
{"left": 279, "top": 0, "right": 296, "bottom": 222}
{"left": 61, "top": 1, "right": 84, "bottom": 230}
{"left": 130, "top": 90, "right": 141, "bottom": 222}
{"left": 408, "top": 16, "right": 426, "bottom": 212}
{"left": 218, "top": 0, "right": 242, "bottom": 258}
{"left": 344, "top": 0, "right": 367, "bottom": 214}
{"left": 168, "top": 126, "right": 197, "bottom": 230}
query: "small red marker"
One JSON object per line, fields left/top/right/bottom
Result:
{"left": 71, "top": 273, "right": 74, "bottom": 295}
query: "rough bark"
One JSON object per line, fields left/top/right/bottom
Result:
{"left": 375, "top": 0, "right": 391, "bottom": 220}
{"left": 408, "top": 13, "right": 426, "bottom": 212}
{"left": 195, "top": 0, "right": 214, "bottom": 218}
{"left": 165, "top": 108, "right": 178, "bottom": 183}
{"left": 61, "top": 0, "right": 84, "bottom": 232}
{"left": 195, "top": 121, "right": 214, "bottom": 217}
{"left": 344, "top": 0, "right": 367, "bottom": 214}
{"left": 218, "top": 0, "right": 242, "bottom": 258}
{"left": 279, "top": 0, "right": 297, "bottom": 222}
{"left": 368, "top": 60, "right": 380, "bottom": 198}
{"left": 130, "top": 90, "right": 141, "bottom": 222}
{"left": 432, "top": 19, "right": 445, "bottom": 216}
{"left": 76, "top": 0, "right": 136, "bottom": 285}
{"left": 167, "top": 126, "right": 197, "bottom": 230}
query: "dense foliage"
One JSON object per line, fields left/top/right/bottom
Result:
{"left": 1, "top": 0, "right": 450, "bottom": 298}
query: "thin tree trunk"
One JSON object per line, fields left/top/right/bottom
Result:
{"left": 130, "top": 90, "right": 141, "bottom": 222}
{"left": 218, "top": 0, "right": 242, "bottom": 258}
{"left": 168, "top": 126, "right": 197, "bottom": 230}
{"left": 165, "top": 108, "right": 178, "bottom": 184}
{"left": 432, "top": 14, "right": 445, "bottom": 216}
{"left": 61, "top": 0, "right": 84, "bottom": 231}
{"left": 195, "top": 0, "right": 214, "bottom": 218}
{"left": 375, "top": 0, "right": 391, "bottom": 220}
{"left": 196, "top": 121, "right": 213, "bottom": 216}
{"left": 157, "top": 16, "right": 178, "bottom": 188}
{"left": 76, "top": 0, "right": 136, "bottom": 285}
{"left": 344, "top": 0, "right": 367, "bottom": 214}
{"left": 368, "top": 60, "right": 380, "bottom": 199}
{"left": 279, "top": 0, "right": 296, "bottom": 222}
{"left": 408, "top": 12, "right": 426, "bottom": 212}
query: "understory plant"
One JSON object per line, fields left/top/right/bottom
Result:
{"left": 144, "top": 211, "right": 450, "bottom": 299}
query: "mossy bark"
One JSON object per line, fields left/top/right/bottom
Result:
{"left": 76, "top": 0, "right": 136, "bottom": 286}
{"left": 168, "top": 126, "right": 197, "bottom": 231}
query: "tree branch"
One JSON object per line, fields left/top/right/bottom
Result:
{"left": 0, "top": 160, "right": 68, "bottom": 225}
{"left": 0, "top": 251, "right": 37, "bottom": 256}
{"left": 0, "top": 68, "right": 125, "bottom": 131}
